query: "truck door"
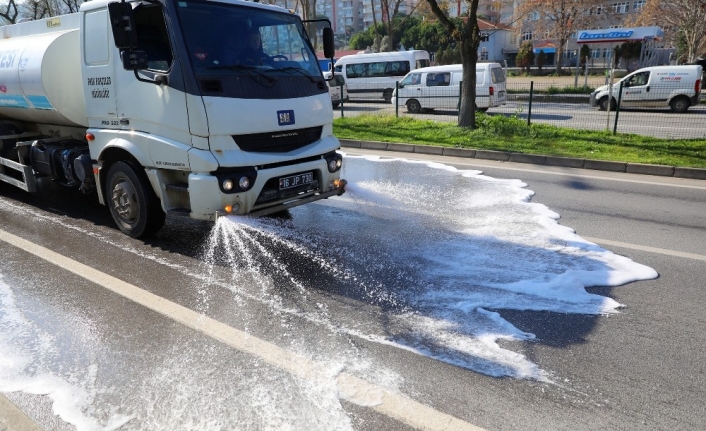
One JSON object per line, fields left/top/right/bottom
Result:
{"left": 83, "top": 7, "right": 118, "bottom": 126}
{"left": 113, "top": 5, "right": 190, "bottom": 144}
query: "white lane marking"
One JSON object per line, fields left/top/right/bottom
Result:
{"left": 344, "top": 150, "right": 706, "bottom": 190}
{"left": 584, "top": 237, "right": 706, "bottom": 262}
{"left": 0, "top": 229, "right": 486, "bottom": 431}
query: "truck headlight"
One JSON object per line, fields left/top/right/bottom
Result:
{"left": 324, "top": 152, "right": 343, "bottom": 173}
{"left": 238, "top": 176, "right": 250, "bottom": 190}
{"left": 222, "top": 179, "right": 234, "bottom": 191}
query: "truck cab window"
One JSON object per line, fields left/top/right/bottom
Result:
{"left": 134, "top": 6, "right": 173, "bottom": 72}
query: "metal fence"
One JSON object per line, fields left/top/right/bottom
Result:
{"left": 332, "top": 81, "right": 706, "bottom": 140}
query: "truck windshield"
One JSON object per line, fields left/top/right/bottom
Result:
{"left": 175, "top": 1, "right": 322, "bottom": 82}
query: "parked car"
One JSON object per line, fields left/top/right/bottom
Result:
{"left": 391, "top": 63, "right": 507, "bottom": 113}
{"left": 324, "top": 71, "right": 349, "bottom": 107}
{"left": 589, "top": 65, "right": 702, "bottom": 113}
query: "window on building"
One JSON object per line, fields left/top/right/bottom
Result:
{"left": 522, "top": 31, "right": 533, "bottom": 41}
{"left": 633, "top": 0, "right": 645, "bottom": 11}
{"left": 480, "top": 47, "right": 489, "bottom": 61}
{"left": 591, "top": 48, "right": 601, "bottom": 59}
{"left": 588, "top": 6, "right": 604, "bottom": 15}
{"left": 611, "top": 2, "right": 629, "bottom": 13}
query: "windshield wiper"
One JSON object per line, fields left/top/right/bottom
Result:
{"left": 266, "top": 66, "right": 316, "bottom": 83}
{"left": 205, "top": 64, "right": 278, "bottom": 84}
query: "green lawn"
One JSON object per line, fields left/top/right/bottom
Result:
{"left": 333, "top": 114, "right": 706, "bottom": 168}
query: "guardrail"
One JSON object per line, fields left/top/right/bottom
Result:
{"left": 332, "top": 81, "right": 706, "bottom": 140}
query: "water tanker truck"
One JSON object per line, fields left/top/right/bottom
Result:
{"left": 0, "top": 0, "right": 346, "bottom": 237}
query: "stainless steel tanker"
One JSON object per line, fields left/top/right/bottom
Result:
{"left": 0, "top": 16, "right": 86, "bottom": 127}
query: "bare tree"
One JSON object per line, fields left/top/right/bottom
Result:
{"left": 2, "top": 0, "right": 84, "bottom": 23}
{"left": 426, "top": 0, "right": 481, "bottom": 128}
{"left": 515, "top": 0, "right": 603, "bottom": 75}
{"left": 378, "top": 0, "right": 420, "bottom": 51}
{"left": 0, "top": 0, "right": 20, "bottom": 24}
{"left": 370, "top": 0, "right": 381, "bottom": 52}
{"left": 632, "top": 0, "right": 706, "bottom": 63}
{"left": 61, "top": 0, "right": 82, "bottom": 14}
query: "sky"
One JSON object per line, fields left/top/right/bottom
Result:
{"left": 0, "top": 154, "right": 658, "bottom": 430}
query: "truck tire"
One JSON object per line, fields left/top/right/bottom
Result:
{"left": 106, "top": 161, "right": 165, "bottom": 238}
{"left": 598, "top": 97, "right": 615, "bottom": 111}
{"left": 669, "top": 96, "right": 690, "bottom": 113}
{"left": 406, "top": 99, "right": 421, "bottom": 113}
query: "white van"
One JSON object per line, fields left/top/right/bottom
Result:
{"left": 590, "top": 65, "right": 702, "bottom": 113}
{"left": 324, "top": 71, "right": 349, "bottom": 107}
{"left": 333, "top": 50, "right": 431, "bottom": 102}
{"left": 391, "top": 63, "right": 507, "bottom": 113}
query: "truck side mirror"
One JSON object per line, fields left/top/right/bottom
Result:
{"left": 122, "top": 50, "right": 148, "bottom": 70}
{"left": 108, "top": 1, "right": 138, "bottom": 49}
{"left": 323, "top": 27, "right": 334, "bottom": 59}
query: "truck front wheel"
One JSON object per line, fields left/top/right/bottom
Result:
{"left": 106, "top": 161, "right": 165, "bottom": 238}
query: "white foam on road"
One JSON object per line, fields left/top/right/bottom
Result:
{"left": 207, "top": 155, "right": 657, "bottom": 380}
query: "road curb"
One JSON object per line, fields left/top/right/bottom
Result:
{"left": 338, "top": 139, "right": 706, "bottom": 180}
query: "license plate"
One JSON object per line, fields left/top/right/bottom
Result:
{"left": 279, "top": 172, "right": 314, "bottom": 190}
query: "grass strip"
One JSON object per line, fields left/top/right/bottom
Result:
{"left": 333, "top": 114, "right": 706, "bottom": 168}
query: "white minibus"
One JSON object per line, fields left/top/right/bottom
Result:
{"left": 333, "top": 50, "right": 431, "bottom": 102}
{"left": 391, "top": 63, "right": 507, "bottom": 113}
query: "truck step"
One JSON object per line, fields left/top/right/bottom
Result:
{"left": 165, "top": 182, "right": 188, "bottom": 191}
{"left": 167, "top": 208, "right": 191, "bottom": 217}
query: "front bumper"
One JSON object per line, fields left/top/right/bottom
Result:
{"left": 187, "top": 154, "right": 345, "bottom": 221}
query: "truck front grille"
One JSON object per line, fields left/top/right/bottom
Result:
{"left": 232, "top": 126, "right": 322, "bottom": 153}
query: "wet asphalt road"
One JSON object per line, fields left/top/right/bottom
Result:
{"left": 1, "top": 150, "right": 705, "bottom": 431}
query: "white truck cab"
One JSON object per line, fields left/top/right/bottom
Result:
{"left": 0, "top": 0, "right": 345, "bottom": 237}
{"left": 590, "top": 65, "right": 703, "bottom": 113}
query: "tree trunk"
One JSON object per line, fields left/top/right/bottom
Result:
{"left": 459, "top": 1, "right": 480, "bottom": 128}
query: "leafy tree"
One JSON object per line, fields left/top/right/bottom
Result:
{"left": 536, "top": 49, "right": 546, "bottom": 72}
{"left": 440, "top": 46, "right": 453, "bottom": 65}
{"left": 516, "top": 41, "right": 535, "bottom": 74}
{"left": 425, "top": 0, "right": 483, "bottom": 128}
{"left": 435, "top": 48, "right": 446, "bottom": 65}
{"left": 614, "top": 41, "right": 641, "bottom": 69}
{"left": 579, "top": 44, "right": 590, "bottom": 67}
{"left": 349, "top": 24, "right": 386, "bottom": 50}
